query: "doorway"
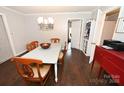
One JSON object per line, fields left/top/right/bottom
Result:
{"left": 67, "top": 19, "right": 82, "bottom": 50}
{"left": 0, "top": 15, "right": 14, "bottom": 63}
{"left": 100, "top": 8, "right": 120, "bottom": 45}
{"left": 67, "top": 20, "right": 72, "bottom": 50}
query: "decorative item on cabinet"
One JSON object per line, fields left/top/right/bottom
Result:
{"left": 118, "top": 6, "right": 124, "bottom": 18}
{"left": 115, "top": 18, "right": 124, "bottom": 33}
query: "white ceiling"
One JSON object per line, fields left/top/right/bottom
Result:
{"left": 7, "top": 6, "right": 98, "bottom": 14}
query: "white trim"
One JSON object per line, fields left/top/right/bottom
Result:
{"left": 2, "top": 6, "right": 92, "bottom": 16}
{"left": 0, "top": 13, "right": 16, "bottom": 56}
{"left": 24, "top": 11, "right": 91, "bottom": 16}
{"left": 97, "top": 9, "right": 106, "bottom": 45}
{"left": 1, "top": 6, "right": 24, "bottom": 15}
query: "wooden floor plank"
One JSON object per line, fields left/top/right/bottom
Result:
{"left": 0, "top": 48, "right": 117, "bottom": 86}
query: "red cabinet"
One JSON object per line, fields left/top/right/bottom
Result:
{"left": 92, "top": 46, "right": 124, "bottom": 85}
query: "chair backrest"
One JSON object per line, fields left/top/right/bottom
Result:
{"left": 11, "top": 57, "right": 43, "bottom": 80}
{"left": 26, "top": 41, "right": 39, "bottom": 52}
{"left": 51, "top": 38, "right": 60, "bottom": 43}
{"left": 31, "top": 41, "right": 39, "bottom": 48}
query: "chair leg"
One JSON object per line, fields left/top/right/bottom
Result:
{"left": 59, "top": 63, "right": 64, "bottom": 81}
{"left": 22, "top": 78, "right": 31, "bottom": 85}
{"left": 42, "top": 66, "right": 52, "bottom": 86}
{"left": 40, "top": 81, "right": 44, "bottom": 86}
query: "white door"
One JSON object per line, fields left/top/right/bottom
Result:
{"left": 89, "top": 9, "right": 105, "bottom": 63}
{"left": 0, "top": 15, "right": 13, "bottom": 63}
{"left": 71, "top": 20, "right": 82, "bottom": 50}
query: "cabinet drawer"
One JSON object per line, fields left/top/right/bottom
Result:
{"left": 101, "top": 50, "right": 124, "bottom": 71}
{"left": 96, "top": 46, "right": 124, "bottom": 71}
{"left": 101, "top": 57, "right": 124, "bottom": 85}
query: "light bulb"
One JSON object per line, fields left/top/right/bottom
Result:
{"left": 48, "top": 17, "right": 54, "bottom": 24}
{"left": 44, "top": 19, "right": 48, "bottom": 24}
{"left": 37, "top": 17, "right": 43, "bottom": 24}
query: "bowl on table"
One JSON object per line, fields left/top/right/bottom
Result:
{"left": 40, "top": 43, "right": 51, "bottom": 49}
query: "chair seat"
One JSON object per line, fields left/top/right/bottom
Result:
{"left": 59, "top": 52, "right": 64, "bottom": 59}
{"left": 31, "top": 64, "right": 51, "bottom": 78}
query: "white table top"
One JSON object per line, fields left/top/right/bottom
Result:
{"left": 22, "top": 43, "right": 61, "bottom": 64}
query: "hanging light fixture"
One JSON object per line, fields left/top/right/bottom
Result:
{"left": 37, "top": 17, "right": 54, "bottom": 30}
{"left": 48, "top": 17, "right": 54, "bottom": 24}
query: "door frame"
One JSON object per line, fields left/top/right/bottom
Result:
{"left": 67, "top": 19, "right": 83, "bottom": 50}
{"left": 89, "top": 9, "right": 106, "bottom": 63}
{"left": 0, "top": 13, "right": 16, "bottom": 57}
{"left": 89, "top": 7, "right": 120, "bottom": 64}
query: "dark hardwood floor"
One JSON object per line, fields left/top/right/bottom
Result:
{"left": 0, "top": 48, "right": 117, "bottom": 86}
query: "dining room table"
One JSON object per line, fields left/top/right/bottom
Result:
{"left": 21, "top": 43, "right": 62, "bottom": 82}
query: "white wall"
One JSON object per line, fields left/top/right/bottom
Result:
{"left": 24, "top": 12, "right": 91, "bottom": 48}
{"left": 0, "top": 15, "right": 13, "bottom": 63}
{"left": 113, "top": 33, "right": 124, "bottom": 42}
{"left": 100, "top": 21, "right": 116, "bottom": 45}
{"left": 1, "top": 6, "right": 123, "bottom": 59}
{"left": 0, "top": 7, "right": 28, "bottom": 55}
{"left": 0, "top": 6, "right": 91, "bottom": 57}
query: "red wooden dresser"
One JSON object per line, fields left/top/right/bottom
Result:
{"left": 91, "top": 45, "right": 124, "bottom": 85}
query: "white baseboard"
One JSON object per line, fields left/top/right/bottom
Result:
{"left": 0, "top": 56, "right": 12, "bottom": 64}
{"left": 0, "top": 50, "right": 27, "bottom": 64}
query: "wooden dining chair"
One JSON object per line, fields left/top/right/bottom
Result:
{"left": 51, "top": 38, "right": 60, "bottom": 43}
{"left": 26, "top": 41, "right": 39, "bottom": 52}
{"left": 31, "top": 41, "right": 39, "bottom": 48}
{"left": 50, "top": 38, "right": 65, "bottom": 64}
{"left": 11, "top": 57, "right": 51, "bottom": 85}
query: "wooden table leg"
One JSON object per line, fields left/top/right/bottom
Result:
{"left": 54, "top": 64, "right": 58, "bottom": 82}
